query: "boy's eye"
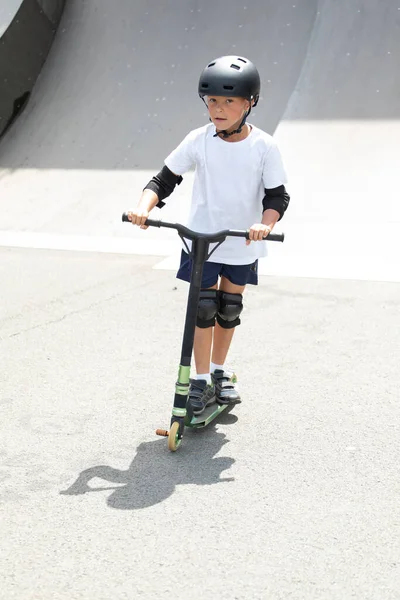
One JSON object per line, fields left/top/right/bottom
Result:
{"left": 207, "top": 97, "right": 234, "bottom": 105}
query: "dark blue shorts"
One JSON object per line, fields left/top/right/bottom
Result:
{"left": 176, "top": 250, "right": 258, "bottom": 288}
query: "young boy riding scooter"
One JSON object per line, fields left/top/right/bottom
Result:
{"left": 128, "top": 55, "right": 290, "bottom": 415}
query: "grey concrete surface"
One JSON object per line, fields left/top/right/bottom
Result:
{"left": 273, "top": 0, "right": 400, "bottom": 281}
{"left": 0, "top": 1, "right": 23, "bottom": 37}
{"left": 277, "top": 0, "right": 400, "bottom": 225}
{"left": 1, "top": 247, "right": 400, "bottom": 599}
{"left": 0, "top": 1, "right": 400, "bottom": 598}
{"left": 284, "top": 0, "right": 400, "bottom": 120}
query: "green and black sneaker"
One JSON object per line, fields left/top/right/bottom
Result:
{"left": 188, "top": 379, "right": 216, "bottom": 415}
{"left": 212, "top": 370, "right": 241, "bottom": 405}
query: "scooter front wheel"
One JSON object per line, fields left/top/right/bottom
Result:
{"left": 168, "top": 421, "right": 182, "bottom": 452}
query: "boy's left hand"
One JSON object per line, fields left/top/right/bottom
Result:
{"left": 246, "top": 223, "right": 272, "bottom": 245}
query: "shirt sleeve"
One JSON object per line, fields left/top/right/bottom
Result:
{"left": 164, "top": 131, "right": 196, "bottom": 176}
{"left": 262, "top": 139, "right": 288, "bottom": 189}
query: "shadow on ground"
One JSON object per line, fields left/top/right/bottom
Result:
{"left": 60, "top": 412, "right": 238, "bottom": 510}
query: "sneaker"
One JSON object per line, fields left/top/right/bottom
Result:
{"left": 212, "top": 369, "right": 241, "bottom": 405}
{"left": 188, "top": 379, "right": 216, "bottom": 415}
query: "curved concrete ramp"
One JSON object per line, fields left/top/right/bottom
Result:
{"left": 273, "top": 0, "right": 400, "bottom": 281}
{"left": 0, "top": 0, "right": 399, "bottom": 281}
{"left": 285, "top": 0, "right": 400, "bottom": 120}
{"left": 0, "top": 0, "right": 65, "bottom": 137}
{"left": 0, "top": 0, "right": 317, "bottom": 170}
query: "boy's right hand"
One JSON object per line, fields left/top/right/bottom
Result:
{"left": 126, "top": 209, "right": 149, "bottom": 229}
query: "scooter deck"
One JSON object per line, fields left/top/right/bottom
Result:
{"left": 186, "top": 400, "right": 229, "bottom": 428}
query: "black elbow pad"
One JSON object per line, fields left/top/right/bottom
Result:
{"left": 262, "top": 185, "right": 290, "bottom": 220}
{"left": 144, "top": 165, "right": 183, "bottom": 208}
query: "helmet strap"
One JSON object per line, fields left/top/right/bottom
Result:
{"left": 213, "top": 105, "right": 252, "bottom": 139}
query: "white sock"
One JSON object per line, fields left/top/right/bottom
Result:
{"left": 210, "top": 362, "right": 224, "bottom": 373}
{"left": 195, "top": 373, "right": 211, "bottom": 385}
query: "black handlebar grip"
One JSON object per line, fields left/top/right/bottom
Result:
{"left": 122, "top": 212, "right": 130, "bottom": 222}
{"left": 266, "top": 232, "right": 285, "bottom": 242}
{"left": 246, "top": 230, "right": 285, "bottom": 243}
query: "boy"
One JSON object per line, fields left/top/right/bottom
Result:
{"left": 128, "top": 56, "right": 290, "bottom": 415}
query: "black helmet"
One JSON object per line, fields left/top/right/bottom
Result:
{"left": 198, "top": 56, "right": 260, "bottom": 106}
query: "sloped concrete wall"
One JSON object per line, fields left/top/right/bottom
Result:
{"left": 0, "top": 0, "right": 66, "bottom": 137}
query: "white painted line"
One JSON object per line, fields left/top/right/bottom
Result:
{"left": 0, "top": 227, "right": 399, "bottom": 283}
{"left": 153, "top": 252, "right": 182, "bottom": 271}
{"left": 0, "top": 231, "right": 180, "bottom": 256}
{"left": 153, "top": 251, "right": 400, "bottom": 283}
{"left": 257, "top": 254, "right": 400, "bottom": 283}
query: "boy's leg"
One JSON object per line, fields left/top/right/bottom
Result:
{"left": 193, "top": 283, "right": 217, "bottom": 375}
{"left": 190, "top": 283, "right": 218, "bottom": 415}
{"left": 212, "top": 276, "right": 245, "bottom": 404}
{"left": 212, "top": 276, "right": 245, "bottom": 366}
{"left": 193, "top": 324, "right": 213, "bottom": 376}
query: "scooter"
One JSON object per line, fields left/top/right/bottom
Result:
{"left": 122, "top": 214, "right": 284, "bottom": 451}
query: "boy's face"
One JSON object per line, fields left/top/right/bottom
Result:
{"left": 205, "top": 96, "right": 251, "bottom": 131}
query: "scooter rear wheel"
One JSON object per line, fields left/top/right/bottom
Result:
{"left": 168, "top": 421, "right": 181, "bottom": 452}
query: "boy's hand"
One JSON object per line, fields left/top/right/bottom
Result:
{"left": 127, "top": 209, "right": 150, "bottom": 229}
{"left": 246, "top": 223, "right": 272, "bottom": 245}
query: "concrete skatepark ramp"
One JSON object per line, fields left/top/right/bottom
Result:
{"left": 0, "top": 0, "right": 399, "bottom": 280}
{"left": 0, "top": 0, "right": 65, "bottom": 136}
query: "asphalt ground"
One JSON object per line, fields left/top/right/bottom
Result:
{"left": 1, "top": 247, "right": 399, "bottom": 599}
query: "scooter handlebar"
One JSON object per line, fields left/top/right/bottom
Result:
{"left": 122, "top": 213, "right": 285, "bottom": 243}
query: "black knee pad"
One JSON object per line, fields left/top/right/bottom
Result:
{"left": 217, "top": 291, "right": 243, "bottom": 329}
{"left": 197, "top": 289, "right": 218, "bottom": 328}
